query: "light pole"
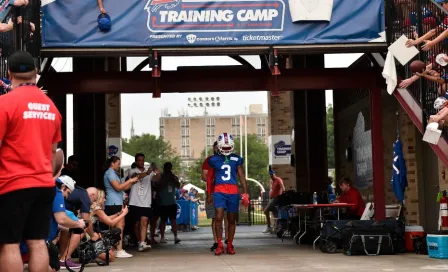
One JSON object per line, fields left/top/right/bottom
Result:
{"left": 187, "top": 96, "right": 221, "bottom": 157}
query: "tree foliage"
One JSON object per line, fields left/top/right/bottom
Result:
{"left": 327, "top": 104, "right": 335, "bottom": 168}
{"left": 122, "top": 134, "right": 181, "bottom": 173}
{"left": 185, "top": 134, "right": 270, "bottom": 199}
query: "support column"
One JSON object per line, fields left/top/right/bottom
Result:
{"left": 370, "top": 87, "right": 385, "bottom": 220}
{"left": 105, "top": 58, "right": 122, "bottom": 160}
{"left": 73, "top": 58, "right": 107, "bottom": 188}
{"left": 291, "top": 55, "right": 327, "bottom": 192}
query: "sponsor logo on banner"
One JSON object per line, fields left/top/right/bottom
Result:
{"left": 176, "top": 203, "right": 181, "bottom": 219}
{"left": 145, "top": 0, "right": 286, "bottom": 33}
{"left": 108, "top": 145, "right": 119, "bottom": 157}
{"left": 273, "top": 140, "right": 291, "bottom": 156}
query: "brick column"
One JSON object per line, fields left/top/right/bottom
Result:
{"left": 268, "top": 90, "right": 295, "bottom": 190}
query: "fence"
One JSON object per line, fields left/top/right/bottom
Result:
{"left": 386, "top": 0, "right": 448, "bottom": 140}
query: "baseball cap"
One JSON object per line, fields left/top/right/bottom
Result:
{"left": 57, "top": 175, "right": 76, "bottom": 191}
{"left": 97, "top": 13, "right": 112, "bottom": 32}
{"left": 269, "top": 170, "right": 276, "bottom": 175}
{"left": 436, "top": 0, "right": 448, "bottom": 3}
{"left": 8, "top": 51, "right": 35, "bottom": 73}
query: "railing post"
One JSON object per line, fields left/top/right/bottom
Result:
{"left": 416, "top": 0, "right": 428, "bottom": 131}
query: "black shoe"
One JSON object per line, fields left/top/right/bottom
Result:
{"left": 210, "top": 243, "right": 218, "bottom": 251}
{"left": 225, "top": 239, "right": 228, "bottom": 245}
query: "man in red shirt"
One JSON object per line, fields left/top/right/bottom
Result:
{"left": 263, "top": 170, "right": 284, "bottom": 234}
{"left": 0, "top": 51, "right": 62, "bottom": 272}
{"left": 336, "top": 177, "right": 365, "bottom": 220}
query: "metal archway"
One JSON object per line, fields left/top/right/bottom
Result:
{"left": 247, "top": 178, "right": 265, "bottom": 193}
{"left": 132, "top": 55, "right": 256, "bottom": 71}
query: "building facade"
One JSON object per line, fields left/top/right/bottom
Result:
{"left": 160, "top": 104, "right": 269, "bottom": 167}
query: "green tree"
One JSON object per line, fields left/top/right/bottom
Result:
{"left": 327, "top": 104, "right": 335, "bottom": 168}
{"left": 122, "top": 134, "right": 181, "bottom": 174}
{"left": 185, "top": 134, "right": 270, "bottom": 199}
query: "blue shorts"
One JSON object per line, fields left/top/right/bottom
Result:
{"left": 213, "top": 193, "right": 239, "bottom": 213}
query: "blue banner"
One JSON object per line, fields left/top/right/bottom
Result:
{"left": 174, "top": 200, "right": 198, "bottom": 226}
{"left": 41, "top": 0, "right": 385, "bottom": 47}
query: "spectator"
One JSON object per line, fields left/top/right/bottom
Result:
{"left": 128, "top": 153, "right": 154, "bottom": 252}
{"left": 0, "top": 51, "right": 62, "bottom": 272}
{"left": 335, "top": 177, "right": 365, "bottom": 220}
{"left": 61, "top": 155, "right": 79, "bottom": 181}
{"left": 153, "top": 162, "right": 181, "bottom": 244}
{"left": 58, "top": 183, "right": 99, "bottom": 269}
{"left": 104, "top": 156, "right": 138, "bottom": 258}
{"left": 263, "top": 170, "right": 284, "bottom": 234}
{"left": 21, "top": 175, "right": 86, "bottom": 271}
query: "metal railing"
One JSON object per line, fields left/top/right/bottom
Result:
{"left": 387, "top": 0, "right": 448, "bottom": 136}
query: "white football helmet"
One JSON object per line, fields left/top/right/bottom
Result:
{"left": 217, "top": 133, "right": 235, "bottom": 156}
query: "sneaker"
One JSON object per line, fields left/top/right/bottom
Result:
{"left": 210, "top": 242, "right": 218, "bottom": 251}
{"left": 226, "top": 244, "right": 236, "bottom": 255}
{"left": 59, "top": 259, "right": 81, "bottom": 270}
{"left": 138, "top": 242, "right": 152, "bottom": 252}
{"left": 115, "top": 250, "right": 133, "bottom": 258}
{"left": 160, "top": 238, "right": 168, "bottom": 244}
{"left": 174, "top": 237, "right": 181, "bottom": 244}
{"left": 262, "top": 227, "right": 273, "bottom": 234}
{"left": 215, "top": 243, "right": 224, "bottom": 256}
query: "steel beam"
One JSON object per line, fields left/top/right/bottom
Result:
{"left": 41, "top": 68, "right": 381, "bottom": 94}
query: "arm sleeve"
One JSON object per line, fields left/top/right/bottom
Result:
{"left": 52, "top": 113, "right": 62, "bottom": 144}
{"left": 0, "top": 102, "right": 7, "bottom": 141}
{"left": 207, "top": 157, "right": 215, "bottom": 169}
{"left": 79, "top": 192, "right": 92, "bottom": 214}
{"left": 202, "top": 158, "right": 209, "bottom": 170}
{"left": 53, "top": 192, "right": 66, "bottom": 213}
{"left": 206, "top": 168, "right": 215, "bottom": 195}
{"left": 238, "top": 156, "right": 245, "bottom": 167}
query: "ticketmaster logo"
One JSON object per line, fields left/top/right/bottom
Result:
{"left": 242, "top": 35, "right": 282, "bottom": 41}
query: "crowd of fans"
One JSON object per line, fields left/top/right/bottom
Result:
{"left": 394, "top": 0, "right": 448, "bottom": 125}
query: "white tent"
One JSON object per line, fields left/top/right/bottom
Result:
{"left": 183, "top": 183, "right": 205, "bottom": 194}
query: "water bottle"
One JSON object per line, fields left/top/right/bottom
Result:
{"left": 313, "top": 192, "right": 318, "bottom": 204}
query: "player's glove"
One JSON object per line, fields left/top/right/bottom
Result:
{"left": 241, "top": 193, "right": 249, "bottom": 207}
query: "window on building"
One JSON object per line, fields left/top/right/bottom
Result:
{"left": 160, "top": 128, "right": 165, "bottom": 137}
{"left": 181, "top": 148, "right": 191, "bottom": 158}
{"left": 257, "top": 126, "right": 266, "bottom": 137}
{"left": 257, "top": 117, "right": 266, "bottom": 126}
{"left": 181, "top": 118, "right": 190, "bottom": 127}
{"left": 231, "top": 117, "right": 240, "bottom": 126}
{"left": 207, "top": 137, "right": 216, "bottom": 146}
{"left": 206, "top": 118, "right": 216, "bottom": 126}
{"left": 181, "top": 128, "right": 190, "bottom": 137}
{"left": 160, "top": 118, "right": 165, "bottom": 127}
{"left": 206, "top": 127, "right": 215, "bottom": 137}
{"left": 231, "top": 127, "right": 240, "bottom": 138}
{"left": 181, "top": 138, "right": 190, "bottom": 147}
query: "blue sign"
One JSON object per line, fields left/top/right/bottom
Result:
{"left": 176, "top": 203, "right": 181, "bottom": 219}
{"left": 108, "top": 145, "right": 118, "bottom": 157}
{"left": 41, "top": 0, "right": 385, "bottom": 47}
{"left": 273, "top": 140, "right": 291, "bottom": 156}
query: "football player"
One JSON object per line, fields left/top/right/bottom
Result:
{"left": 207, "top": 133, "right": 249, "bottom": 255}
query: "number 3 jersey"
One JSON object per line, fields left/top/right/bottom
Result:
{"left": 208, "top": 153, "right": 244, "bottom": 194}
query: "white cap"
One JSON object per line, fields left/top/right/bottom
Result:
{"left": 58, "top": 175, "right": 76, "bottom": 191}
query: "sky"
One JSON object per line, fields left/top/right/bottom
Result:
{"left": 52, "top": 53, "right": 363, "bottom": 156}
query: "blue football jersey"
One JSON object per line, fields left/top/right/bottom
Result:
{"left": 208, "top": 154, "right": 244, "bottom": 186}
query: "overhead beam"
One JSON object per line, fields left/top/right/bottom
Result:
{"left": 41, "top": 68, "right": 382, "bottom": 94}
{"left": 40, "top": 43, "right": 387, "bottom": 58}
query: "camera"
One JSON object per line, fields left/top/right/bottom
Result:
{"left": 69, "top": 220, "right": 89, "bottom": 234}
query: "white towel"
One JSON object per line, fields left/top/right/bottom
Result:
{"left": 382, "top": 51, "right": 397, "bottom": 95}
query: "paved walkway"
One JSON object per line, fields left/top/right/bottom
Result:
{"left": 86, "top": 226, "right": 447, "bottom": 272}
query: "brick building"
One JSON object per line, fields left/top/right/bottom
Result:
{"left": 160, "top": 104, "right": 269, "bottom": 168}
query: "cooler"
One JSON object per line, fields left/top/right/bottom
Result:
{"left": 427, "top": 233, "right": 448, "bottom": 259}
{"left": 405, "top": 226, "right": 425, "bottom": 252}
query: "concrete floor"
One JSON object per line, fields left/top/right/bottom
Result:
{"left": 86, "top": 226, "right": 447, "bottom": 272}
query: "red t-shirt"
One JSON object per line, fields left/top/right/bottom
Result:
{"left": 202, "top": 156, "right": 215, "bottom": 194}
{"left": 338, "top": 187, "right": 365, "bottom": 217}
{"left": 0, "top": 85, "right": 62, "bottom": 195}
{"left": 269, "top": 177, "right": 284, "bottom": 199}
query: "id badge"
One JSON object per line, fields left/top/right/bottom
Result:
{"left": 168, "top": 186, "right": 173, "bottom": 193}
{"left": 138, "top": 186, "right": 144, "bottom": 196}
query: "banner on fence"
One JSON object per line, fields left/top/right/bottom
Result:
{"left": 41, "top": 0, "right": 385, "bottom": 47}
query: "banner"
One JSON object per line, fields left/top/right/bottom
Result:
{"left": 41, "top": 0, "right": 385, "bottom": 47}
{"left": 353, "top": 112, "right": 372, "bottom": 190}
{"left": 268, "top": 135, "right": 291, "bottom": 165}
